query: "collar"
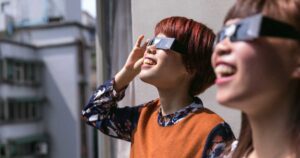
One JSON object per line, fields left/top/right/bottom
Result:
{"left": 157, "top": 97, "right": 203, "bottom": 126}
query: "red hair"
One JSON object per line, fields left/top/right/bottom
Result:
{"left": 154, "top": 16, "right": 216, "bottom": 95}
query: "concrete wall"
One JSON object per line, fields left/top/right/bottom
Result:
{"left": 0, "top": 24, "right": 93, "bottom": 158}
{"left": 0, "top": 123, "right": 44, "bottom": 140}
{"left": 0, "top": 43, "right": 39, "bottom": 100}
{"left": 15, "top": 26, "right": 81, "bottom": 45}
{"left": 39, "top": 45, "right": 81, "bottom": 158}
{"left": 0, "top": 42, "right": 44, "bottom": 145}
{"left": 0, "top": 0, "right": 81, "bottom": 26}
{"left": 0, "top": 42, "right": 37, "bottom": 60}
{"left": 131, "top": 0, "right": 241, "bottom": 136}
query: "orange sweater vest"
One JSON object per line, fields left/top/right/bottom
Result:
{"left": 130, "top": 99, "right": 224, "bottom": 158}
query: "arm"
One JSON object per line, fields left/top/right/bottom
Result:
{"left": 81, "top": 35, "right": 147, "bottom": 141}
{"left": 81, "top": 79, "right": 143, "bottom": 141}
{"left": 202, "top": 122, "right": 236, "bottom": 158}
{"left": 114, "top": 35, "right": 147, "bottom": 91}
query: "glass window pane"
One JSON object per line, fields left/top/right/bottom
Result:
{"left": 0, "top": 59, "right": 3, "bottom": 81}
{"left": 7, "top": 60, "right": 14, "bottom": 81}
{"left": 8, "top": 101, "right": 15, "bottom": 121}
{"left": 0, "top": 100, "right": 4, "bottom": 121}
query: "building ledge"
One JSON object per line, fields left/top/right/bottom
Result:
{"left": 0, "top": 38, "right": 93, "bottom": 49}
{"left": 16, "top": 21, "right": 95, "bottom": 32}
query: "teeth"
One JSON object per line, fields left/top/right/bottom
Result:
{"left": 214, "top": 64, "right": 236, "bottom": 77}
{"left": 143, "top": 58, "right": 156, "bottom": 65}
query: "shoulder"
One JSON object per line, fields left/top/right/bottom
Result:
{"left": 135, "top": 98, "right": 161, "bottom": 116}
{"left": 182, "top": 108, "right": 228, "bottom": 139}
{"left": 220, "top": 140, "right": 239, "bottom": 158}
{"left": 139, "top": 98, "right": 160, "bottom": 110}
{"left": 192, "top": 107, "right": 225, "bottom": 124}
{"left": 207, "top": 122, "right": 235, "bottom": 142}
{"left": 203, "top": 122, "right": 236, "bottom": 158}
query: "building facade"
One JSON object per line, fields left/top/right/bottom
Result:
{"left": 0, "top": 0, "right": 95, "bottom": 158}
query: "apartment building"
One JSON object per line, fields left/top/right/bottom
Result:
{"left": 0, "top": 0, "right": 95, "bottom": 158}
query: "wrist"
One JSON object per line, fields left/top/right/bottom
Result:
{"left": 114, "top": 68, "right": 137, "bottom": 91}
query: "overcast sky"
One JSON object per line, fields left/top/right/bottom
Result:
{"left": 81, "top": 0, "right": 96, "bottom": 17}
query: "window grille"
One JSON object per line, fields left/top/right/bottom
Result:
{"left": 5, "top": 134, "right": 49, "bottom": 157}
{"left": 1, "top": 58, "right": 43, "bottom": 86}
{"left": 0, "top": 98, "right": 45, "bottom": 123}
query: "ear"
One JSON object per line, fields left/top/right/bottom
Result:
{"left": 292, "top": 65, "right": 300, "bottom": 78}
{"left": 187, "top": 69, "right": 196, "bottom": 79}
{"left": 292, "top": 51, "right": 300, "bottom": 79}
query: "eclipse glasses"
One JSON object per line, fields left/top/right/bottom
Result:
{"left": 214, "top": 14, "right": 300, "bottom": 45}
{"left": 148, "top": 37, "right": 186, "bottom": 54}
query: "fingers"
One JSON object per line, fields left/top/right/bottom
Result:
{"left": 135, "top": 35, "right": 145, "bottom": 48}
{"left": 134, "top": 58, "right": 144, "bottom": 70}
{"left": 141, "top": 38, "right": 150, "bottom": 48}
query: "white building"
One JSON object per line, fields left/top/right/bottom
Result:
{"left": 0, "top": 0, "right": 95, "bottom": 158}
{"left": 0, "top": 0, "right": 81, "bottom": 27}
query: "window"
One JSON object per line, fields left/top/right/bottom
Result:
{"left": 14, "top": 61, "right": 24, "bottom": 83}
{"left": 0, "top": 99, "right": 4, "bottom": 121}
{"left": 28, "top": 63, "right": 36, "bottom": 83}
{"left": 0, "top": 143, "right": 5, "bottom": 157}
{"left": 6, "top": 134, "right": 49, "bottom": 157}
{"left": 1, "top": 58, "right": 43, "bottom": 86}
{"left": 6, "top": 59, "right": 14, "bottom": 81}
{"left": 24, "top": 62, "right": 34, "bottom": 85}
{"left": 3, "top": 98, "right": 44, "bottom": 123}
{"left": 0, "top": 59, "right": 3, "bottom": 81}
{"left": 8, "top": 100, "right": 15, "bottom": 121}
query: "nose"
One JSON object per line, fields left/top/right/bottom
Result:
{"left": 146, "top": 45, "right": 156, "bottom": 55}
{"left": 212, "top": 38, "right": 232, "bottom": 66}
{"left": 213, "top": 38, "right": 232, "bottom": 57}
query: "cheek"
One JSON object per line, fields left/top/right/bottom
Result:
{"left": 163, "top": 55, "right": 186, "bottom": 74}
{"left": 238, "top": 43, "right": 292, "bottom": 96}
{"left": 159, "top": 52, "right": 182, "bottom": 68}
{"left": 235, "top": 44, "right": 258, "bottom": 74}
{"left": 237, "top": 41, "right": 278, "bottom": 75}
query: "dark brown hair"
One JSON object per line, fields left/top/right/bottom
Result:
{"left": 224, "top": 0, "right": 300, "bottom": 157}
{"left": 154, "top": 16, "right": 216, "bottom": 96}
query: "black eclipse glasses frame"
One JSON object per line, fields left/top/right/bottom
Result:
{"left": 147, "top": 37, "right": 186, "bottom": 54}
{"left": 214, "top": 13, "right": 300, "bottom": 45}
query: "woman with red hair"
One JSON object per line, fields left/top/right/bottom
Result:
{"left": 82, "top": 16, "right": 234, "bottom": 157}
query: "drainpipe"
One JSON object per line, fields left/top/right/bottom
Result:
{"left": 95, "top": 0, "right": 111, "bottom": 158}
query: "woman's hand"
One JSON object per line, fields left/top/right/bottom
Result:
{"left": 124, "top": 35, "right": 147, "bottom": 73}
{"left": 114, "top": 35, "right": 148, "bottom": 91}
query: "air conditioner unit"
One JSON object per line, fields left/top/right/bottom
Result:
{"left": 0, "top": 14, "right": 14, "bottom": 32}
{"left": 34, "top": 142, "right": 48, "bottom": 155}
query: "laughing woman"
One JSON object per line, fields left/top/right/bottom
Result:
{"left": 82, "top": 16, "right": 234, "bottom": 158}
{"left": 212, "top": 0, "right": 300, "bottom": 158}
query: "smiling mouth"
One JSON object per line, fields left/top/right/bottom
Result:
{"left": 143, "top": 58, "right": 156, "bottom": 65}
{"left": 214, "top": 64, "right": 236, "bottom": 78}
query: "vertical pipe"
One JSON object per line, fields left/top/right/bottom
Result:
{"left": 43, "top": 0, "right": 49, "bottom": 22}
{"left": 95, "top": 0, "right": 111, "bottom": 158}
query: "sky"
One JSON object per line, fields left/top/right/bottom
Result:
{"left": 81, "top": 0, "right": 96, "bottom": 18}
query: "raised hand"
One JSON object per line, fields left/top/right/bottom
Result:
{"left": 124, "top": 35, "right": 147, "bottom": 73}
{"left": 114, "top": 35, "right": 148, "bottom": 91}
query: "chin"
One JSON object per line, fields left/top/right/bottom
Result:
{"left": 216, "top": 92, "right": 243, "bottom": 110}
{"left": 139, "top": 71, "right": 156, "bottom": 85}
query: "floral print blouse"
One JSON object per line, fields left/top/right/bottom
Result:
{"left": 81, "top": 79, "right": 235, "bottom": 158}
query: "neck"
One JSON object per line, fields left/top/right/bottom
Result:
{"left": 247, "top": 98, "right": 295, "bottom": 158}
{"left": 157, "top": 83, "right": 193, "bottom": 116}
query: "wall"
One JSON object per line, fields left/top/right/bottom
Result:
{"left": 0, "top": 0, "right": 81, "bottom": 27}
{"left": 0, "top": 42, "right": 44, "bottom": 141}
{"left": 39, "top": 45, "right": 81, "bottom": 158}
